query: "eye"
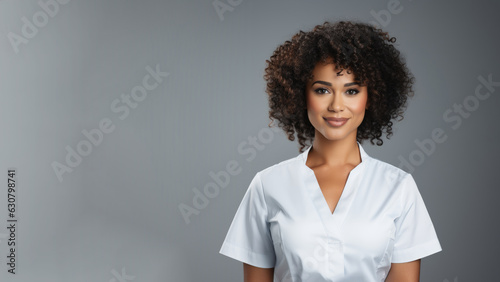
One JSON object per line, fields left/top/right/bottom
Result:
{"left": 346, "top": 89, "right": 359, "bottom": 95}
{"left": 314, "top": 88, "right": 329, "bottom": 95}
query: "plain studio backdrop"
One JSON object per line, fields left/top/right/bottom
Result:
{"left": 0, "top": 0, "right": 499, "bottom": 281}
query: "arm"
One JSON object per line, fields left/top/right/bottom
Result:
{"left": 243, "top": 263, "right": 274, "bottom": 282}
{"left": 385, "top": 259, "right": 421, "bottom": 282}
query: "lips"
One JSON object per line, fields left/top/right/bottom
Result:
{"left": 324, "top": 117, "right": 349, "bottom": 127}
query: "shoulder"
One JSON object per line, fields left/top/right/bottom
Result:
{"left": 355, "top": 142, "right": 413, "bottom": 187}
{"left": 364, "top": 154, "right": 424, "bottom": 206}
{"left": 253, "top": 152, "right": 303, "bottom": 186}
{"left": 363, "top": 152, "right": 408, "bottom": 181}
{"left": 361, "top": 153, "right": 419, "bottom": 200}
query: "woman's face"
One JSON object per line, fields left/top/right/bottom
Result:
{"left": 306, "top": 59, "right": 368, "bottom": 143}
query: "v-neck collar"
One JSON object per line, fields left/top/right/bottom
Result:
{"left": 299, "top": 141, "right": 369, "bottom": 237}
{"left": 300, "top": 141, "right": 369, "bottom": 167}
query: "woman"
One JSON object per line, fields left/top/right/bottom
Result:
{"left": 219, "top": 20, "right": 442, "bottom": 281}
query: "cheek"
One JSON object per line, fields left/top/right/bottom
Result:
{"left": 306, "top": 94, "right": 323, "bottom": 114}
{"left": 350, "top": 94, "right": 368, "bottom": 115}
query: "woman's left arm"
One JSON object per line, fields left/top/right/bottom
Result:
{"left": 385, "top": 259, "right": 421, "bottom": 282}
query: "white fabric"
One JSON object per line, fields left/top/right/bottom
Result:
{"left": 219, "top": 142, "right": 442, "bottom": 281}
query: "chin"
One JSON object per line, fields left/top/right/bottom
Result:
{"left": 321, "top": 132, "right": 350, "bottom": 141}
{"left": 318, "top": 128, "right": 357, "bottom": 142}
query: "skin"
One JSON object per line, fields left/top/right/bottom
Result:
{"left": 243, "top": 263, "right": 273, "bottom": 282}
{"left": 244, "top": 59, "right": 420, "bottom": 281}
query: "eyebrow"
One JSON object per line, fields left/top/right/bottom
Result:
{"left": 311, "top": 81, "right": 360, "bottom": 87}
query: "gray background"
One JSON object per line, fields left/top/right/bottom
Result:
{"left": 0, "top": 0, "right": 499, "bottom": 281}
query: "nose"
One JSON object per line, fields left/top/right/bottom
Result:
{"left": 328, "top": 93, "right": 344, "bottom": 112}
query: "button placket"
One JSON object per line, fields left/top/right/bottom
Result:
{"left": 327, "top": 239, "right": 345, "bottom": 277}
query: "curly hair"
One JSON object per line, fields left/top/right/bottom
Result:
{"left": 264, "top": 20, "right": 415, "bottom": 152}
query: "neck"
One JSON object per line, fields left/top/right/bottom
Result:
{"left": 308, "top": 131, "right": 361, "bottom": 167}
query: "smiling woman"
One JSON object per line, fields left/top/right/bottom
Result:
{"left": 306, "top": 60, "right": 369, "bottom": 147}
{"left": 219, "top": 20, "right": 442, "bottom": 282}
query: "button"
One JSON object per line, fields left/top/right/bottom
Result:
{"left": 328, "top": 240, "right": 342, "bottom": 252}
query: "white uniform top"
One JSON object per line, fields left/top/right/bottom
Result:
{"left": 219, "top": 142, "right": 442, "bottom": 281}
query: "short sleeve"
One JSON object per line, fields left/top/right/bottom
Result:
{"left": 391, "top": 174, "right": 442, "bottom": 263}
{"left": 219, "top": 172, "right": 276, "bottom": 268}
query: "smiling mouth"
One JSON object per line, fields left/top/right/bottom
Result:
{"left": 323, "top": 117, "right": 349, "bottom": 127}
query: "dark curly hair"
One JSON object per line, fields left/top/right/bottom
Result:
{"left": 264, "top": 20, "right": 415, "bottom": 152}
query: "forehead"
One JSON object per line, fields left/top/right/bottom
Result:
{"left": 309, "top": 61, "right": 356, "bottom": 82}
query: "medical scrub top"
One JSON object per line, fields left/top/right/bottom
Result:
{"left": 219, "top": 142, "right": 442, "bottom": 281}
